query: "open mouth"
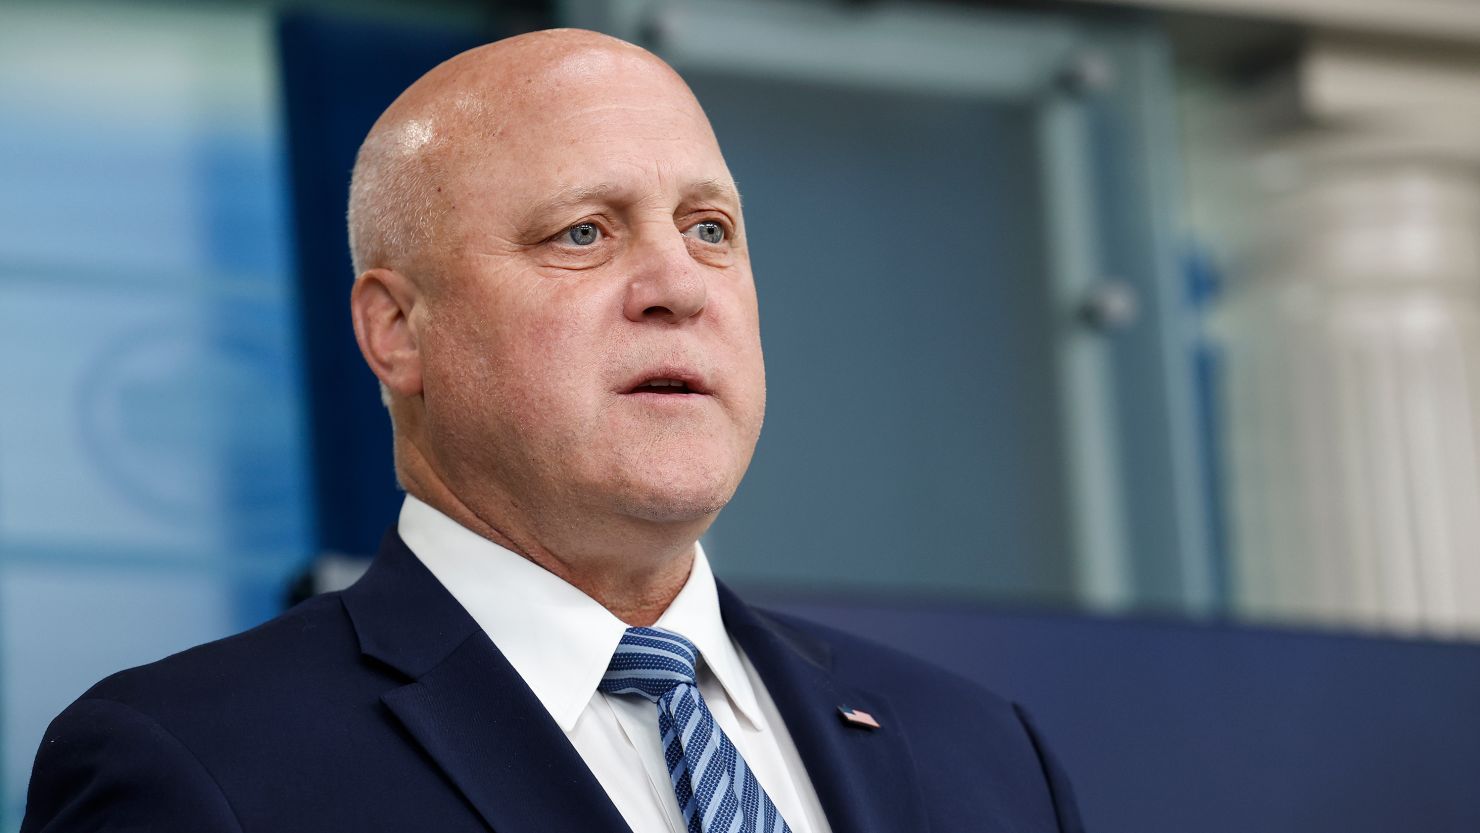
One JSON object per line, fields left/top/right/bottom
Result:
{"left": 630, "top": 378, "right": 697, "bottom": 394}
{"left": 621, "top": 370, "right": 710, "bottom": 397}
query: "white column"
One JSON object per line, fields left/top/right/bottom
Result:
{"left": 1213, "top": 34, "right": 1480, "bottom": 636}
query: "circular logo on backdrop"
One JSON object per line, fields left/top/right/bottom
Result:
{"left": 76, "top": 321, "right": 300, "bottom": 528}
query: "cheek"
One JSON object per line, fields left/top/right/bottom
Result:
{"left": 718, "top": 283, "right": 767, "bottom": 408}
{"left": 484, "top": 306, "right": 609, "bottom": 434}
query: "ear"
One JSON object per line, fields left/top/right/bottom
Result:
{"left": 351, "top": 268, "right": 423, "bottom": 399}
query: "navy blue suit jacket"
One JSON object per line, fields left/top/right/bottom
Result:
{"left": 23, "top": 530, "right": 1084, "bottom": 832}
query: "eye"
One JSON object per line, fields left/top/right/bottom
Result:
{"left": 685, "top": 221, "right": 725, "bottom": 245}
{"left": 565, "top": 222, "right": 601, "bottom": 246}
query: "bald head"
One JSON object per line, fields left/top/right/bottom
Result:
{"left": 347, "top": 29, "right": 711, "bottom": 278}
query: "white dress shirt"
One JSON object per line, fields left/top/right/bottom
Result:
{"left": 398, "top": 495, "right": 834, "bottom": 833}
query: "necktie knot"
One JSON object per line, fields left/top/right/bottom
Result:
{"left": 598, "top": 626, "right": 700, "bottom": 702}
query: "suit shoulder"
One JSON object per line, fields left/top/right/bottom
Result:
{"left": 81, "top": 592, "right": 365, "bottom": 718}
{"left": 24, "top": 696, "right": 244, "bottom": 832}
{"left": 746, "top": 605, "right": 1084, "bottom": 831}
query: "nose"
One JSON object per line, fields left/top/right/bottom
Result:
{"left": 622, "top": 229, "right": 708, "bottom": 324}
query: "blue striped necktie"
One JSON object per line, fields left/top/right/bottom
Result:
{"left": 599, "top": 626, "right": 794, "bottom": 833}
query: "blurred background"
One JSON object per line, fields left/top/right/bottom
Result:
{"left": 3, "top": 0, "right": 1479, "bottom": 830}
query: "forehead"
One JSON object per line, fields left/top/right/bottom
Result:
{"left": 448, "top": 49, "right": 732, "bottom": 204}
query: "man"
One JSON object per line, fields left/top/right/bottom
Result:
{"left": 23, "top": 29, "right": 1083, "bottom": 833}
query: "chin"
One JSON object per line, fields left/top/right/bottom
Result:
{"left": 614, "top": 492, "right": 732, "bottom": 525}
{"left": 604, "top": 460, "right": 742, "bottom": 525}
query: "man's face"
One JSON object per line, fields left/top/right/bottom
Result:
{"left": 414, "top": 48, "right": 765, "bottom": 529}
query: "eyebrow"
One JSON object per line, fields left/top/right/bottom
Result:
{"left": 507, "top": 183, "right": 617, "bottom": 238}
{"left": 686, "top": 178, "right": 743, "bottom": 209}
{"left": 511, "top": 178, "right": 743, "bottom": 239}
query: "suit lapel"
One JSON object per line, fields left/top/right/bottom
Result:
{"left": 719, "top": 583, "right": 930, "bottom": 833}
{"left": 341, "top": 530, "right": 928, "bottom": 833}
{"left": 342, "top": 531, "right": 632, "bottom": 833}
{"left": 380, "top": 634, "right": 634, "bottom": 833}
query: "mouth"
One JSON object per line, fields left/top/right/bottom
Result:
{"left": 631, "top": 379, "right": 697, "bottom": 394}
{"left": 620, "top": 369, "right": 711, "bottom": 397}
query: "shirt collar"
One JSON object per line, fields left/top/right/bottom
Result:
{"left": 397, "top": 495, "right": 765, "bottom": 733}
{"left": 651, "top": 535, "right": 765, "bottom": 731}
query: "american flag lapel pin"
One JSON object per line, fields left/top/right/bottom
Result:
{"left": 837, "top": 705, "right": 881, "bottom": 730}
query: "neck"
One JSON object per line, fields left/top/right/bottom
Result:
{"left": 397, "top": 441, "right": 705, "bottom": 627}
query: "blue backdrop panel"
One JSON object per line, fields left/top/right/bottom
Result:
{"left": 687, "top": 70, "right": 1074, "bottom": 604}
{"left": 277, "top": 12, "right": 490, "bottom": 557}
{"left": 766, "top": 596, "right": 1480, "bottom": 833}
